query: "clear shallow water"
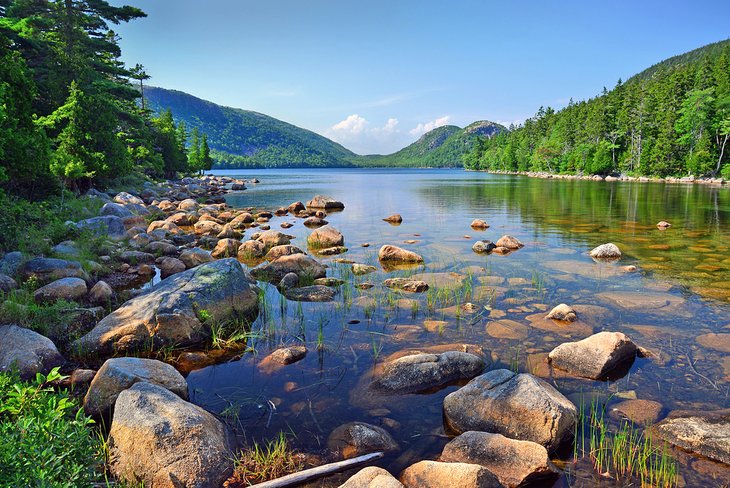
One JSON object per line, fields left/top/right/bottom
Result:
{"left": 187, "top": 169, "right": 730, "bottom": 486}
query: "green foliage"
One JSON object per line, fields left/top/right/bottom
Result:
{"left": 229, "top": 432, "right": 303, "bottom": 486}
{"left": 0, "top": 368, "right": 103, "bottom": 487}
{"left": 467, "top": 40, "right": 730, "bottom": 177}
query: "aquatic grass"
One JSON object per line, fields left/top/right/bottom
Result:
{"left": 228, "top": 432, "right": 304, "bottom": 486}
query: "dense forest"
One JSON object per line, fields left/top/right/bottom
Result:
{"left": 464, "top": 40, "right": 730, "bottom": 178}
{"left": 0, "top": 0, "right": 208, "bottom": 198}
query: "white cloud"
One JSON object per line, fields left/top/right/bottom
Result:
{"left": 409, "top": 116, "right": 451, "bottom": 137}
{"left": 326, "top": 115, "right": 407, "bottom": 155}
{"left": 331, "top": 114, "right": 368, "bottom": 135}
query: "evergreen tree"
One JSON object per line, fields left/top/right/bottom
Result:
{"left": 188, "top": 126, "right": 200, "bottom": 173}
{"left": 201, "top": 134, "right": 213, "bottom": 172}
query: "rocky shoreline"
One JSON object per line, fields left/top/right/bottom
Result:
{"left": 476, "top": 169, "right": 728, "bottom": 186}
{"left": 0, "top": 174, "right": 728, "bottom": 487}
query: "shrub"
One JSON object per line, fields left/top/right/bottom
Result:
{"left": 0, "top": 368, "right": 103, "bottom": 487}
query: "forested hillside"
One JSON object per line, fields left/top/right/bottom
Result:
{"left": 464, "top": 39, "right": 730, "bottom": 178}
{"left": 145, "top": 87, "right": 358, "bottom": 168}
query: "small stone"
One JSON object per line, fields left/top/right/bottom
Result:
{"left": 383, "top": 278, "right": 429, "bottom": 293}
{"left": 590, "top": 242, "right": 622, "bottom": 259}
{"left": 545, "top": 303, "right": 577, "bottom": 322}
{"left": 327, "top": 422, "right": 398, "bottom": 459}
{"left": 353, "top": 264, "right": 377, "bottom": 275}
{"left": 657, "top": 221, "right": 672, "bottom": 229}
{"left": 383, "top": 214, "right": 403, "bottom": 224}
{"left": 470, "top": 219, "right": 490, "bottom": 230}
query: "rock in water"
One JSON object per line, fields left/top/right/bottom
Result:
{"left": 340, "top": 466, "right": 404, "bottom": 488}
{"left": 383, "top": 214, "right": 403, "bottom": 224}
{"left": 327, "top": 421, "right": 398, "bottom": 459}
{"left": 211, "top": 238, "right": 241, "bottom": 258}
{"left": 470, "top": 219, "right": 490, "bottom": 230}
{"left": 0, "top": 325, "right": 64, "bottom": 380}
{"left": 548, "top": 331, "right": 638, "bottom": 380}
{"left": 284, "top": 284, "right": 336, "bottom": 302}
{"left": 383, "top": 278, "right": 429, "bottom": 292}
{"left": 308, "top": 224, "right": 344, "bottom": 248}
{"left": 371, "top": 351, "right": 484, "bottom": 394}
{"left": 84, "top": 357, "right": 188, "bottom": 417}
{"left": 545, "top": 303, "right": 577, "bottom": 322}
{"left": 378, "top": 245, "right": 424, "bottom": 263}
{"left": 440, "top": 431, "right": 559, "bottom": 487}
{"left": 250, "top": 253, "right": 327, "bottom": 283}
{"left": 495, "top": 235, "right": 524, "bottom": 250}
{"left": 400, "top": 461, "right": 500, "bottom": 488}
{"left": 109, "top": 382, "right": 234, "bottom": 487}
{"left": 472, "top": 240, "right": 496, "bottom": 254}
{"left": 657, "top": 221, "right": 672, "bottom": 229}
{"left": 443, "top": 369, "right": 577, "bottom": 452}
{"left": 307, "top": 195, "right": 345, "bottom": 209}
{"left": 72, "top": 258, "right": 259, "bottom": 356}
{"left": 265, "top": 245, "right": 304, "bottom": 261}
{"left": 652, "top": 410, "right": 730, "bottom": 465}
{"left": 589, "top": 242, "right": 622, "bottom": 259}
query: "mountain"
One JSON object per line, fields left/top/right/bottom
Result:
{"left": 145, "top": 86, "right": 506, "bottom": 169}
{"left": 144, "top": 86, "right": 358, "bottom": 168}
{"left": 362, "top": 121, "right": 506, "bottom": 167}
{"left": 466, "top": 39, "right": 730, "bottom": 177}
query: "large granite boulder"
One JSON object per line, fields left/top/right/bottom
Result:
{"left": 371, "top": 351, "right": 484, "bottom": 394}
{"left": 284, "top": 285, "right": 336, "bottom": 302}
{"left": 109, "top": 382, "right": 234, "bottom": 487}
{"left": 19, "top": 257, "right": 89, "bottom": 285}
{"left": 440, "top": 431, "right": 559, "bottom": 487}
{"left": 265, "top": 244, "right": 305, "bottom": 261}
{"left": 72, "top": 258, "right": 259, "bottom": 356}
{"left": 307, "top": 225, "right": 344, "bottom": 248}
{"left": 75, "top": 215, "right": 127, "bottom": 240}
{"left": 400, "top": 461, "right": 500, "bottom": 488}
{"left": 84, "top": 357, "right": 188, "bottom": 417}
{"left": 378, "top": 245, "right": 424, "bottom": 264}
{"left": 589, "top": 243, "right": 622, "bottom": 259}
{"left": 0, "top": 325, "right": 64, "bottom": 380}
{"left": 179, "top": 248, "right": 214, "bottom": 269}
{"left": 250, "top": 253, "right": 326, "bottom": 283}
{"left": 652, "top": 409, "right": 730, "bottom": 465}
{"left": 101, "top": 202, "right": 134, "bottom": 219}
{"left": 443, "top": 369, "right": 577, "bottom": 452}
{"left": 33, "top": 277, "right": 87, "bottom": 303}
{"left": 548, "top": 331, "right": 638, "bottom": 380}
{"left": 0, "top": 273, "right": 18, "bottom": 292}
{"left": 256, "top": 230, "right": 293, "bottom": 250}
{"left": 339, "top": 467, "right": 403, "bottom": 488}
{"left": 307, "top": 195, "right": 344, "bottom": 209}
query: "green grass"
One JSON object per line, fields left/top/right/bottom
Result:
{"left": 0, "top": 368, "right": 104, "bottom": 487}
{"left": 227, "top": 432, "right": 303, "bottom": 486}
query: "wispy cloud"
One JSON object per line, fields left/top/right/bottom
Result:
{"left": 315, "top": 87, "right": 442, "bottom": 113}
{"left": 409, "top": 115, "right": 451, "bottom": 137}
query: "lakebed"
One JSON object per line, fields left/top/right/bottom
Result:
{"left": 178, "top": 168, "right": 729, "bottom": 486}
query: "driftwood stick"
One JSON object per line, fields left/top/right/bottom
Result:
{"left": 251, "top": 451, "right": 384, "bottom": 488}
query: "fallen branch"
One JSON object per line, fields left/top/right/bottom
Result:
{"left": 251, "top": 451, "right": 384, "bottom": 488}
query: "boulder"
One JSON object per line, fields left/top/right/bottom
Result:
{"left": 307, "top": 195, "right": 345, "bottom": 209}
{"left": 383, "top": 278, "right": 429, "bottom": 293}
{"left": 88, "top": 280, "right": 113, "bottom": 304}
{"left": 144, "top": 241, "right": 178, "bottom": 256}
{"left": 0, "top": 273, "right": 18, "bottom": 292}
{"left": 216, "top": 224, "right": 241, "bottom": 239}
{"left": 316, "top": 246, "right": 348, "bottom": 256}
{"left": 314, "top": 277, "right": 345, "bottom": 287}
{"left": 545, "top": 303, "right": 577, "bottom": 322}
{"left": 383, "top": 214, "right": 403, "bottom": 224}
{"left": 179, "top": 248, "right": 214, "bottom": 269}
{"left": 229, "top": 212, "right": 254, "bottom": 228}
{"left": 472, "top": 240, "right": 496, "bottom": 254}
{"left": 657, "top": 221, "right": 672, "bottom": 229}
{"left": 288, "top": 201, "right": 306, "bottom": 213}
{"left": 278, "top": 272, "right": 299, "bottom": 290}
{"left": 284, "top": 285, "right": 336, "bottom": 302}
{"left": 589, "top": 242, "right": 622, "bottom": 259}
{"left": 0, "top": 325, "right": 64, "bottom": 380}
{"left": 193, "top": 220, "right": 223, "bottom": 236}
{"left": 256, "top": 230, "right": 292, "bottom": 250}
{"left": 211, "top": 238, "right": 241, "bottom": 258}
{"left": 495, "top": 235, "right": 523, "bottom": 250}
{"left": 652, "top": 410, "right": 730, "bottom": 465}
{"left": 147, "top": 220, "right": 182, "bottom": 235}
{"left": 250, "top": 253, "right": 327, "bottom": 283}
{"left": 262, "top": 345, "right": 307, "bottom": 366}
{"left": 113, "top": 192, "right": 143, "bottom": 205}
{"left": 84, "top": 357, "right": 188, "bottom": 417}
{"left": 177, "top": 198, "right": 199, "bottom": 211}
{"left": 610, "top": 399, "right": 663, "bottom": 425}
{"left": 238, "top": 240, "right": 267, "bottom": 259}
{"left": 158, "top": 257, "right": 186, "bottom": 278}
{"left": 303, "top": 217, "right": 328, "bottom": 227}
{"left": 72, "top": 258, "right": 259, "bottom": 356}
{"left": 166, "top": 212, "right": 197, "bottom": 227}
{"left": 0, "top": 251, "right": 24, "bottom": 276}
{"left": 75, "top": 216, "right": 126, "bottom": 240}
{"left": 52, "top": 240, "right": 81, "bottom": 258}
{"left": 19, "top": 257, "right": 89, "bottom": 284}
{"left": 101, "top": 202, "right": 134, "bottom": 219}
{"left": 265, "top": 245, "right": 305, "bottom": 261}
{"left": 353, "top": 264, "right": 378, "bottom": 275}
{"left": 400, "top": 461, "right": 500, "bottom": 488}
{"left": 33, "top": 277, "right": 87, "bottom": 303}
{"left": 327, "top": 422, "right": 398, "bottom": 459}
{"left": 119, "top": 250, "right": 155, "bottom": 264}
{"left": 307, "top": 225, "right": 344, "bottom": 249}
{"left": 440, "top": 431, "right": 558, "bottom": 487}
{"left": 548, "top": 331, "right": 638, "bottom": 380}
{"left": 470, "top": 219, "right": 489, "bottom": 230}
{"left": 443, "top": 369, "right": 577, "bottom": 452}
{"left": 371, "top": 351, "right": 484, "bottom": 394}
{"left": 109, "top": 382, "right": 233, "bottom": 487}
{"left": 378, "top": 245, "right": 424, "bottom": 264}
{"left": 339, "top": 466, "right": 403, "bottom": 488}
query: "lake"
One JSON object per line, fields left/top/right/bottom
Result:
{"left": 188, "top": 168, "right": 730, "bottom": 486}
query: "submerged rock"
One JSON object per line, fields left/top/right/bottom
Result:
{"left": 652, "top": 409, "right": 730, "bottom": 465}
{"left": 72, "top": 258, "right": 259, "bottom": 356}
{"left": 109, "top": 382, "right": 234, "bottom": 487}
{"left": 443, "top": 369, "right": 577, "bottom": 452}
{"left": 440, "top": 431, "right": 559, "bottom": 488}
{"left": 353, "top": 263, "right": 377, "bottom": 275}
{"left": 327, "top": 421, "right": 398, "bottom": 459}
{"left": 284, "top": 285, "right": 336, "bottom": 302}
{"left": 0, "top": 325, "right": 64, "bottom": 380}
{"left": 84, "top": 357, "right": 188, "bottom": 417}
{"left": 383, "top": 278, "right": 429, "bottom": 293}
{"left": 610, "top": 399, "right": 663, "bottom": 425}
{"left": 589, "top": 242, "right": 622, "bottom": 259}
{"left": 251, "top": 253, "right": 327, "bottom": 283}
{"left": 378, "top": 245, "right": 424, "bottom": 264}
{"left": 548, "top": 331, "right": 638, "bottom": 380}
{"left": 370, "top": 350, "right": 484, "bottom": 394}
{"left": 400, "top": 461, "right": 500, "bottom": 488}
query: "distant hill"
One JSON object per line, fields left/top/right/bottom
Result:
{"left": 362, "top": 121, "right": 506, "bottom": 167}
{"left": 144, "top": 87, "right": 358, "bottom": 168}
{"left": 145, "top": 86, "right": 506, "bottom": 169}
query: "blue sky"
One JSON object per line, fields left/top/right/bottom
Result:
{"left": 113, "top": 0, "right": 729, "bottom": 155}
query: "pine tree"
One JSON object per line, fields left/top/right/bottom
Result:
{"left": 201, "top": 134, "right": 213, "bottom": 172}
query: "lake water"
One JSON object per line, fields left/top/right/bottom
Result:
{"left": 187, "top": 168, "right": 730, "bottom": 486}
